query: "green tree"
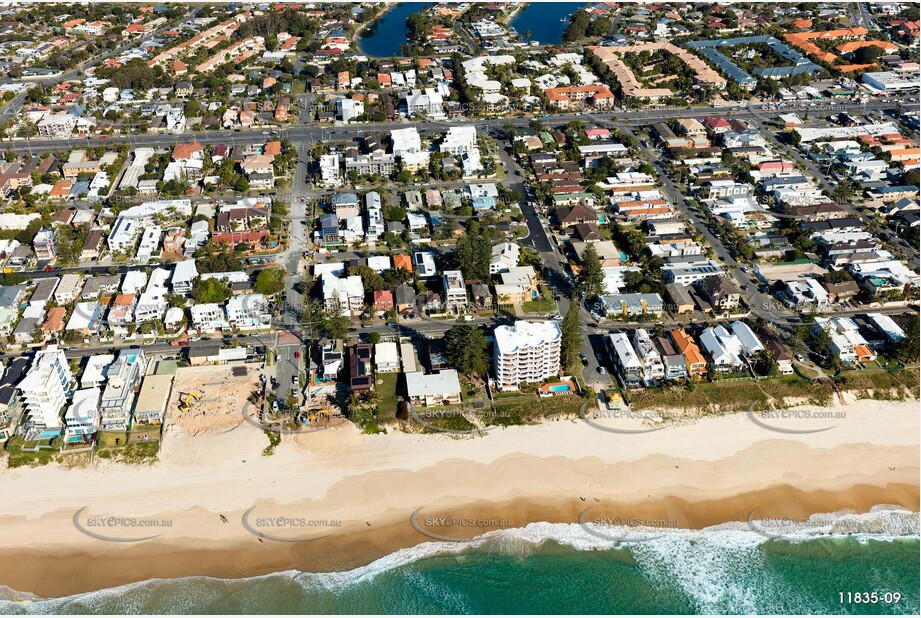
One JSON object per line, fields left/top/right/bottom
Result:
{"left": 560, "top": 299, "right": 583, "bottom": 370}
{"left": 893, "top": 318, "right": 919, "bottom": 362}
{"left": 455, "top": 221, "right": 493, "bottom": 281}
{"left": 578, "top": 243, "right": 604, "bottom": 300}
{"left": 444, "top": 325, "right": 489, "bottom": 377}
{"left": 254, "top": 268, "right": 286, "bottom": 296}
{"left": 191, "top": 278, "right": 232, "bottom": 304}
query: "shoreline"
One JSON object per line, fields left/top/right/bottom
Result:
{"left": 0, "top": 398, "right": 918, "bottom": 598}
{"left": 1, "top": 484, "right": 918, "bottom": 600}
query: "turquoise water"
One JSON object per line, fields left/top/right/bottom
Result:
{"left": 2, "top": 515, "right": 917, "bottom": 615}
{"left": 549, "top": 384, "right": 572, "bottom": 392}
{"left": 510, "top": 2, "right": 583, "bottom": 46}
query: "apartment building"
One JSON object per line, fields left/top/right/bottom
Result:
{"left": 99, "top": 349, "right": 147, "bottom": 430}
{"left": 18, "top": 345, "right": 74, "bottom": 432}
{"left": 442, "top": 270, "right": 467, "bottom": 313}
{"left": 493, "top": 320, "right": 562, "bottom": 391}
{"left": 607, "top": 332, "right": 644, "bottom": 388}
{"left": 632, "top": 329, "right": 665, "bottom": 383}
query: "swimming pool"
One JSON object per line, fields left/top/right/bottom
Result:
{"left": 548, "top": 384, "right": 572, "bottom": 393}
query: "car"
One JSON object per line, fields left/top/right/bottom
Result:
{"left": 294, "top": 351, "right": 300, "bottom": 359}
{"left": 361, "top": 323, "right": 373, "bottom": 329}
{"left": 795, "top": 354, "right": 805, "bottom": 362}
{"left": 292, "top": 375, "right": 298, "bottom": 385}
{"left": 552, "top": 313, "right": 562, "bottom": 320}
{"left": 597, "top": 367, "right": 607, "bottom": 374}
{"left": 272, "top": 400, "right": 279, "bottom": 412}
{"left": 580, "top": 353, "right": 588, "bottom": 365}
{"left": 386, "top": 322, "right": 398, "bottom": 328}
{"left": 178, "top": 341, "right": 188, "bottom": 347}
{"left": 589, "top": 322, "right": 598, "bottom": 328}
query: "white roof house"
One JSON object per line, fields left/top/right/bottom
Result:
{"left": 81, "top": 354, "right": 114, "bottom": 389}
{"left": 867, "top": 313, "right": 905, "bottom": 342}
{"left": 374, "top": 341, "right": 400, "bottom": 373}
{"left": 440, "top": 125, "right": 477, "bottom": 155}
{"left": 699, "top": 326, "right": 744, "bottom": 371}
{"left": 121, "top": 270, "right": 148, "bottom": 295}
{"left": 729, "top": 321, "right": 764, "bottom": 355}
{"left": 405, "top": 369, "right": 462, "bottom": 406}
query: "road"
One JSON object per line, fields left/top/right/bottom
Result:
{"left": 1, "top": 97, "right": 913, "bottom": 154}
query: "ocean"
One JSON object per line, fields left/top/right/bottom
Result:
{"left": 2, "top": 509, "right": 918, "bottom": 615}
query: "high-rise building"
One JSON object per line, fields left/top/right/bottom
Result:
{"left": 18, "top": 345, "right": 74, "bottom": 431}
{"left": 493, "top": 321, "right": 562, "bottom": 391}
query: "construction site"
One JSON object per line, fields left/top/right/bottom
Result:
{"left": 164, "top": 364, "right": 264, "bottom": 435}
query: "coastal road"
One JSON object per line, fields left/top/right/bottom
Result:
{"left": 1, "top": 98, "right": 913, "bottom": 154}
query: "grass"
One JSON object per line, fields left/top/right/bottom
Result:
{"left": 628, "top": 375, "right": 837, "bottom": 415}
{"left": 377, "top": 373, "right": 400, "bottom": 420}
{"left": 3, "top": 436, "right": 57, "bottom": 468}
{"left": 425, "top": 414, "right": 476, "bottom": 432}
{"left": 488, "top": 394, "right": 588, "bottom": 426}
{"left": 263, "top": 429, "right": 281, "bottom": 456}
{"left": 836, "top": 369, "right": 915, "bottom": 401}
{"left": 521, "top": 298, "right": 556, "bottom": 314}
{"left": 97, "top": 431, "right": 128, "bottom": 447}
{"left": 291, "top": 80, "right": 306, "bottom": 95}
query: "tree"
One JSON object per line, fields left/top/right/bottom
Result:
{"left": 191, "top": 277, "right": 232, "bottom": 304}
{"left": 578, "top": 243, "right": 604, "bottom": 300}
{"left": 254, "top": 268, "right": 286, "bottom": 296}
{"left": 893, "top": 318, "right": 919, "bottom": 362}
{"left": 455, "top": 221, "right": 493, "bottom": 281}
{"left": 853, "top": 45, "right": 884, "bottom": 65}
{"left": 367, "top": 332, "right": 381, "bottom": 345}
{"left": 444, "top": 325, "right": 489, "bottom": 377}
{"left": 560, "top": 299, "right": 583, "bottom": 370}
{"left": 789, "top": 129, "right": 802, "bottom": 147}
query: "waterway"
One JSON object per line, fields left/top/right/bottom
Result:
{"left": 358, "top": 3, "right": 431, "bottom": 58}
{"left": 509, "top": 2, "right": 583, "bottom": 46}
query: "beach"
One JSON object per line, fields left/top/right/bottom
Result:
{"left": 0, "top": 395, "right": 918, "bottom": 600}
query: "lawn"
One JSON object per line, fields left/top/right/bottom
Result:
{"left": 377, "top": 372, "right": 400, "bottom": 420}
{"left": 522, "top": 298, "right": 556, "bottom": 314}
{"left": 291, "top": 80, "right": 306, "bottom": 95}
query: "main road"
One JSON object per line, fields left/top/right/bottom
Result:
{"left": 1, "top": 98, "right": 912, "bottom": 153}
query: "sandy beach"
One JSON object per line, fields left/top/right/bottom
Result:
{"left": 0, "top": 395, "right": 918, "bottom": 598}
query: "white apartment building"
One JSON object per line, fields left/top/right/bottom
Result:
{"left": 440, "top": 125, "right": 477, "bottom": 155}
{"left": 136, "top": 225, "right": 162, "bottom": 264}
{"left": 190, "top": 303, "right": 226, "bottom": 333}
{"left": 493, "top": 321, "right": 562, "bottom": 391}
{"left": 135, "top": 267, "right": 171, "bottom": 322}
{"left": 18, "top": 345, "right": 74, "bottom": 432}
{"left": 64, "top": 387, "right": 100, "bottom": 441}
{"left": 322, "top": 274, "right": 364, "bottom": 316}
{"left": 490, "top": 242, "right": 520, "bottom": 274}
{"left": 631, "top": 328, "right": 664, "bottom": 382}
{"left": 336, "top": 97, "right": 364, "bottom": 122}
{"left": 99, "top": 348, "right": 147, "bottom": 430}
{"left": 391, "top": 127, "right": 423, "bottom": 156}
{"left": 365, "top": 191, "right": 385, "bottom": 242}
{"left": 319, "top": 154, "right": 342, "bottom": 187}
{"left": 226, "top": 293, "right": 271, "bottom": 329}
{"left": 443, "top": 270, "right": 467, "bottom": 313}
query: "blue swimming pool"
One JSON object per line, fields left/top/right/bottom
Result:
{"left": 549, "top": 384, "right": 572, "bottom": 393}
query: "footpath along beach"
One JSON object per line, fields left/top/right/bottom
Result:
{"left": 0, "top": 396, "right": 917, "bottom": 599}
